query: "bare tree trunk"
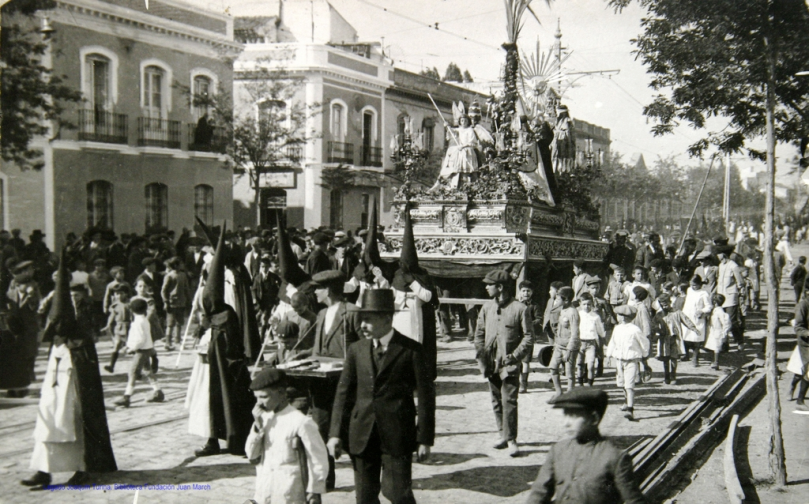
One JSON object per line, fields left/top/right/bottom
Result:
{"left": 253, "top": 170, "right": 261, "bottom": 229}
{"left": 764, "top": 33, "right": 788, "bottom": 487}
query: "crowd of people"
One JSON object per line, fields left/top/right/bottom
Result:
{"left": 2, "top": 214, "right": 807, "bottom": 504}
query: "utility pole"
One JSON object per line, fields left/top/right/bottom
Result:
{"left": 723, "top": 152, "right": 731, "bottom": 233}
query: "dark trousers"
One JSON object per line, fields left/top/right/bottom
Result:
{"left": 724, "top": 304, "right": 744, "bottom": 345}
{"left": 351, "top": 426, "right": 416, "bottom": 504}
{"left": 310, "top": 378, "right": 339, "bottom": 489}
{"left": 488, "top": 372, "right": 519, "bottom": 442}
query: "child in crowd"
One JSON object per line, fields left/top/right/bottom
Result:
{"left": 585, "top": 276, "right": 615, "bottom": 378}
{"left": 161, "top": 256, "right": 191, "bottom": 351}
{"left": 629, "top": 286, "right": 653, "bottom": 382}
{"left": 113, "top": 298, "right": 164, "bottom": 407}
{"left": 246, "top": 368, "right": 327, "bottom": 504}
{"left": 103, "top": 266, "right": 129, "bottom": 314}
{"left": 791, "top": 256, "right": 808, "bottom": 304}
{"left": 682, "top": 275, "right": 712, "bottom": 366}
{"left": 88, "top": 258, "right": 112, "bottom": 335}
{"left": 704, "top": 294, "right": 731, "bottom": 370}
{"left": 134, "top": 277, "right": 164, "bottom": 373}
{"left": 576, "top": 293, "right": 605, "bottom": 387}
{"left": 624, "top": 266, "right": 656, "bottom": 310}
{"left": 549, "top": 287, "right": 580, "bottom": 399}
{"left": 543, "top": 281, "right": 565, "bottom": 345}
{"left": 673, "top": 282, "right": 689, "bottom": 312}
{"left": 606, "top": 266, "right": 628, "bottom": 308}
{"left": 652, "top": 293, "right": 699, "bottom": 384}
{"left": 103, "top": 283, "right": 132, "bottom": 374}
{"left": 606, "top": 305, "right": 649, "bottom": 421}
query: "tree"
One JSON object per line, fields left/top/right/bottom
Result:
{"left": 1, "top": 0, "right": 83, "bottom": 170}
{"left": 183, "top": 62, "right": 320, "bottom": 226}
{"left": 443, "top": 62, "right": 463, "bottom": 83}
{"left": 609, "top": 0, "right": 809, "bottom": 485}
{"left": 420, "top": 67, "right": 440, "bottom": 80}
{"left": 462, "top": 69, "right": 474, "bottom": 83}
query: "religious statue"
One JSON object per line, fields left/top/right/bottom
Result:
{"left": 551, "top": 104, "right": 576, "bottom": 172}
{"left": 430, "top": 102, "right": 492, "bottom": 190}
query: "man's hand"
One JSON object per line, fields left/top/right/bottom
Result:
{"left": 252, "top": 404, "right": 264, "bottom": 422}
{"left": 416, "top": 444, "right": 431, "bottom": 462}
{"left": 327, "top": 437, "right": 342, "bottom": 459}
{"left": 503, "top": 354, "right": 516, "bottom": 366}
{"left": 125, "top": 347, "right": 135, "bottom": 355}
{"left": 306, "top": 493, "right": 322, "bottom": 504}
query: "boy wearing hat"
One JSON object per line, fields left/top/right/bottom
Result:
{"left": 517, "top": 280, "right": 544, "bottom": 392}
{"left": 548, "top": 286, "right": 579, "bottom": 400}
{"left": 246, "top": 368, "right": 328, "bottom": 504}
{"left": 584, "top": 275, "right": 614, "bottom": 378}
{"left": 606, "top": 305, "right": 649, "bottom": 420}
{"left": 526, "top": 389, "right": 647, "bottom": 503}
{"left": 305, "top": 233, "right": 332, "bottom": 276}
{"left": 328, "top": 289, "right": 435, "bottom": 504}
{"left": 474, "top": 269, "right": 533, "bottom": 456}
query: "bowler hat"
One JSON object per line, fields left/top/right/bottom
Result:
{"left": 351, "top": 289, "right": 395, "bottom": 313}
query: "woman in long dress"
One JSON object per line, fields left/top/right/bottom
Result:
{"left": 681, "top": 275, "right": 712, "bottom": 366}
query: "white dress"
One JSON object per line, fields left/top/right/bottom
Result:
{"left": 30, "top": 344, "right": 85, "bottom": 473}
{"left": 245, "top": 404, "right": 329, "bottom": 504}
{"left": 682, "top": 287, "right": 712, "bottom": 343}
{"left": 185, "top": 329, "right": 211, "bottom": 438}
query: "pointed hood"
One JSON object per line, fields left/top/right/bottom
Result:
{"left": 363, "top": 196, "right": 381, "bottom": 268}
{"left": 0, "top": 248, "right": 10, "bottom": 312}
{"left": 43, "top": 247, "right": 76, "bottom": 340}
{"left": 202, "top": 221, "right": 227, "bottom": 315}
{"left": 276, "top": 213, "right": 310, "bottom": 287}
{"left": 399, "top": 203, "right": 419, "bottom": 272}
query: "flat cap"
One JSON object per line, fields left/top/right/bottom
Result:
{"left": 614, "top": 304, "right": 637, "bottom": 318}
{"left": 11, "top": 260, "right": 34, "bottom": 273}
{"left": 311, "top": 270, "right": 346, "bottom": 286}
{"left": 250, "top": 368, "right": 287, "bottom": 391}
{"left": 357, "top": 229, "right": 368, "bottom": 238}
{"left": 334, "top": 235, "right": 352, "bottom": 247}
{"left": 695, "top": 250, "right": 712, "bottom": 260}
{"left": 585, "top": 275, "right": 602, "bottom": 285}
{"left": 312, "top": 232, "right": 330, "bottom": 245}
{"left": 610, "top": 264, "right": 625, "bottom": 273}
{"left": 276, "top": 320, "right": 300, "bottom": 340}
{"left": 111, "top": 283, "right": 131, "bottom": 294}
{"left": 482, "top": 269, "right": 511, "bottom": 285}
{"left": 518, "top": 280, "right": 534, "bottom": 290}
{"left": 142, "top": 257, "right": 156, "bottom": 266}
{"left": 550, "top": 388, "right": 609, "bottom": 417}
{"left": 93, "top": 258, "right": 106, "bottom": 266}
{"left": 615, "top": 229, "right": 629, "bottom": 237}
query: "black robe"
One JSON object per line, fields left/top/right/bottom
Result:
{"left": 228, "top": 264, "right": 261, "bottom": 360}
{"left": 207, "top": 306, "right": 255, "bottom": 454}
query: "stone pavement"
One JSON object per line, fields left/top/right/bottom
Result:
{"left": 1, "top": 311, "right": 730, "bottom": 504}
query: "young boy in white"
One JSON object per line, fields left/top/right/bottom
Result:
{"left": 704, "top": 293, "right": 731, "bottom": 370}
{"left": 113, "top": 297, "right": 163, "bottom": 407}
{"left": 246, "top": 368, "right": 328, "bottom": 504}
{"left": 606, "top": 305, "right": 649, "bottom": 421}
{"left": 576, "top": 293, "right": 604, "bottom": 387}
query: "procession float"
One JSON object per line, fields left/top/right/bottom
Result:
{"left": 381, "top": 0, "right": 607, "bottom": 293}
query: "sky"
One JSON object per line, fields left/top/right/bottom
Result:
{"left": 205, "top": 0, "right": 800, "bottom": 183}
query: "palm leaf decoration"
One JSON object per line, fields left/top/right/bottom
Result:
{"left": 504, "top": 0, "right": 551, "bottom": 44}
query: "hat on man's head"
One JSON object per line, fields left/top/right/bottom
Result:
{"left": 713, "top": 235, "right": 730, "bottom": 246}
{"left": 142, "top": 257, "right": 156, "bottom": 266}
{"left": 695, "top": 250, "right": 712, "bottom": 261}
{"left": 585, "top": 275, "right": 602, "bottom": 286}
{"left": 250, "top": 368, "right": 288, "bottom": 391}
{"left": 482, "top": 269, "right": 511, "bottom": 285}
{"left": 615, "top": 229, "right": 629, "bottom": 237}
{"left": 311, "top": 270, "right": 346, "bottom": 288}
{"left": 276, "top": 320, "right": 300, "bottom": 340}
{"left": 93, "top": 258, "right": 106, "bottom": 267}
{"left": 350, "top": 289, "right": 395, "bottom": 313}
{"left": 549, "top": 388, "right": 609, "bottom": 418}
{"left": 30, "top": 230, "right": 45, "bottom": 239}
{"left": 518, "top": 280, "right": 534, "bottom": 290}
{"left": 312, "top": 232, "right": 330, "bottom": 245}
{"left": 334, "top": 235, "right": 352, "bottom": 247}
{"left": 715, "top": 244, "right": 735, "bottom": 257}
{"left": 614, "top": 304, "right": 637, "bottom": 318}
{"left": 11, "top": 260, "right": 34, "bottom": 274}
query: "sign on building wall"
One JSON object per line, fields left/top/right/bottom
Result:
{"left": 258, "top": 171, "right": 296, "bottom": 188}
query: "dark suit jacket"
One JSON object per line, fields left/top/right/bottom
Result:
{"left": 305, "top": 248, "right": 332, "bottom": 276}
{"left": 312, "top": 302, "right": 362, "bottom": 359}
{"left": 329, "top": 331, "right": 435, "bottom": 457}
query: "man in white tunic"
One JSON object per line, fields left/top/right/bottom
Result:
{"left": 246, "top": 368, "right": 328, "bottom": 504}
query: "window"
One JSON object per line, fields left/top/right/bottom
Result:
{"left": 145, "top": 183, "right": 168, "bottom": 230}
{"left": 140, "top": 60, "right": 172, "bottom": 118}
{"left": 87, "top": 180, "right": 113, "bottom": 229}
{"left": 85, "top": 55, "right": 110, "bottom": 112}
{"left": 193, "top": 75, "right": 212, "bottom": 118}
{"left": 330, "top": 189, "right": 343, "bottom": 229}
{"left": 422, "top": 118, "right": 435, "bottom": 151}
{"left": 330, "top": 102, "right": 345, "bottom": 141}
{"left": 397, "top": 114, "right": 409, "bottom": 147}
{"left": 361, "top": 193, "right": 370, "bottom": 229}
{"left": 194, "top": 184, "right": 214, "bottom": 225}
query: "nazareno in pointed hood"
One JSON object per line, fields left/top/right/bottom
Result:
{"left": 0, "top": 248, "right": 10, "bottom": 312}
{"left": 202, "top": 221, "right": 227, "bottom": 316}
{"left": 399, "top": 203, "right": 419, "bottom": 272}
{"left": 43, "top": 247, "right": 77, "bottom": 340}
{"left": 276, "top": 213, "right": 310, "bottom": 287}
{"left": 363, "top": 196, "right": 381, "bottom": 268}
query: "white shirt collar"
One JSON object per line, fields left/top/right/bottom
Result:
{"left": 374, "top": 330, "right": 394, "bottom": 351}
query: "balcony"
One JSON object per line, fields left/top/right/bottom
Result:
{"left": 187, "top": 123, "right": 227, "bottom": 153}
{"left": 327, "top": 141, "right": 354, "bottom": 164}
{"left": 78, "top": 109, "right": 128, "bottom": 144}
{"left": 360, "top": 145, "right": 383, "bottom": 167}
{"left": 138, "top": 117, "right": 181, "bottom": 149}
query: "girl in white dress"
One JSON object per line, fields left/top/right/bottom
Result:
{"left": 682, "top": 275, "right": 712, "bottom": 366}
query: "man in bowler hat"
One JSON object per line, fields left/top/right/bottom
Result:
{"left": 328, "top": 289, "right": 435, "bottom": 504}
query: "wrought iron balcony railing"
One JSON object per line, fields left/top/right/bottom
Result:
{"left": 137, "top": 117, "right": 181, "bottom": 149}
{"left": 78, "top": 109, "right": 128, "bottom": 144}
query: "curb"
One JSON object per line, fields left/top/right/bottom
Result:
{"left": 724, "top": 414, "right": 746, "bottom": 504}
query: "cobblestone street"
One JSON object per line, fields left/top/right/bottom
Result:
{"left": 0, "top": 322, "right": 729, "bottom": 503}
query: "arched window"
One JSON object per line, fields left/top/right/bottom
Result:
{"left": 140, "top": 59, "right": 172, "bottom": 118}
{"left": 194, "top": 184, "right": 214, "bottom": 225}
{"left": 145, "top": 183, "right": 168, "bottom": 230}
{"left": 193, "top": 75, "right": 212, "bottom": 119}
{"left": 85, "top": 55, "right": 111, "bottom": 112}
{"left": 87, "top": 180, "right": 113, "bottom": 229}
{"left": 330, "top": 101, "right": 346, "bottom": 141}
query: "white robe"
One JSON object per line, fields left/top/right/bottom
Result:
{"left": 392, "top": 281, "right": 433, "bottom": 344}
{"left": 245, "top": 404, "right": 329, "bottom": 504}
{"left": 30, "top": 344, "right": 86, "bottom": 473}
{"left": 682, "top": 287, "right": 712, "bottom": 343}
{"left": 185, "top": 329, "right": 212, "bottom": 438}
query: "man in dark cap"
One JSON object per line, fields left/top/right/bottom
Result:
{"left": 328, "top": 289, "right": 434, "bottom": 504}
{"left": 309, "top": 269, "right": 362, "bottom": 489}
{"left": 474, "top": 269, "right": 533, "bottom": 457}
{"left": 306, "top": 233, "right": 332, "bottom": 276}
{"left": 525, "top": 389, "right": 647, "bottom": 503}
{"left": 21, "top": 248, "right": 117, "bottom": 488}
{"left": 636, "top": 232, "right": 665, "bottom": 270}
{"left": 603, "top": 230, "right": 635, "bottom": 276}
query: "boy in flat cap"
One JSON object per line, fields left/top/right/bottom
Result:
{"left": 246, "top": 368, "right": 328, "bottom": 504}
{"left": 526, "top": 389, "right": 647, "bottom": 503}
{"left": 606, "top": 305, "right": 649, "bottom": 420}
{"left": 474, "top": 269, "right": 532, "bottom": 456}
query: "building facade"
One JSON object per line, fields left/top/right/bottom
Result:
{"left": 1, "top": 0, "right": 239, "bottom": 250}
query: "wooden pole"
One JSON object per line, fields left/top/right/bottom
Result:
{"left": 678, "top": 154, "right": 718, "bottom": 254}
{"left": 763, "top": 31, "right": 787, "bottom": 486}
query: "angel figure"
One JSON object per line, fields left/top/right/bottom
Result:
{"left": 431, "top": 102, "right": 484, "bottom": 190}
{"left": 551, "top": 104, "right": 576, "bottom": 173}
